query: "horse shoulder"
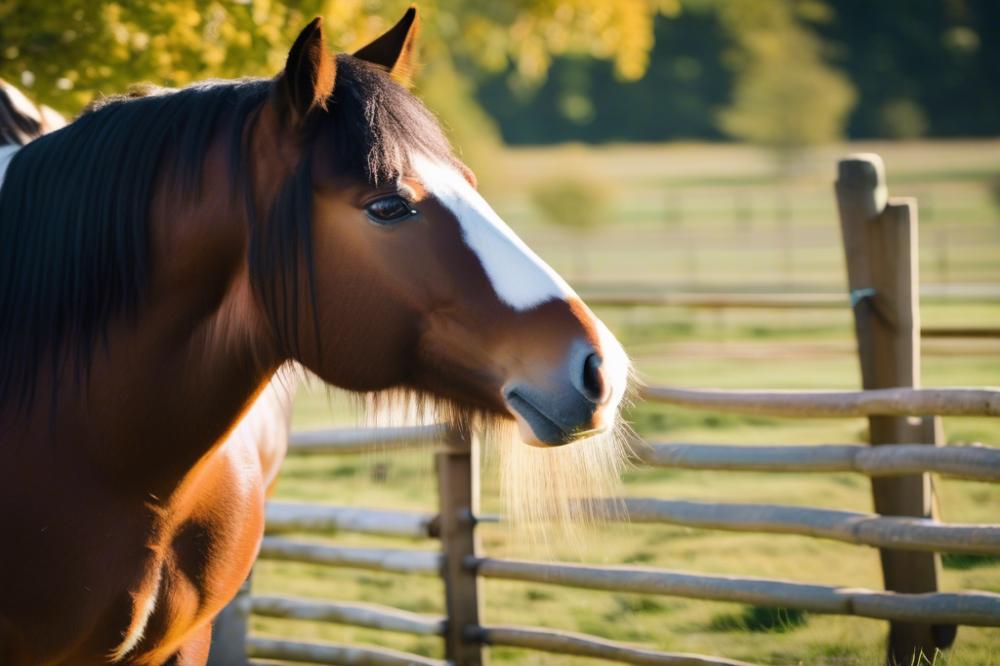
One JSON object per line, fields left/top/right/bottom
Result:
{"left": 223, "top": 370, "right": 297, "bottom": 496}
{"left": 123, "top": 421, "right": 278, "bottom": 665}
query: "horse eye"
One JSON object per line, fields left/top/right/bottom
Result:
{"left": 364, "top": 195, "right": 417, "bottom": 225}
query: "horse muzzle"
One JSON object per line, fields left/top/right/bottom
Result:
{"left": 502, "top": 339, "right": 623, "bottom": 446}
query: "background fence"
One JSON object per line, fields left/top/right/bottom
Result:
{"left": 209, "top": 154, "right": 1000, "bottom": 666}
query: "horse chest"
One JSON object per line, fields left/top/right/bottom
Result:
{"left": 112, "top": 443, "right": 268, "bottom": 665}
{"left": 0, "top": 440, "right": 266, "bottom": 665}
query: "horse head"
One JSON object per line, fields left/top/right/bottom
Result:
{"left": 248, "top": 10, "right": 631, "bottom": 450}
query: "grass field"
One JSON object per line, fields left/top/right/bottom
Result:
{"left": 251, "top": 141, "right": 1000, "bottom": 665}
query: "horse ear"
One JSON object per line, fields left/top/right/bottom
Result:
{"left": 353, "top": 6, "right": 420, "bottom": 87}
{"left": 276, "top": 17, "right": 336, "bottom": 125}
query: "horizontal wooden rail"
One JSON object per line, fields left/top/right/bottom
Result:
{"left": 246, "top": 636, "right": 445, "bottom": 666}
{"left": 922, "top": 327, "right": 1000, "bottom": 339}
{"left": 580, "top": 291, "right": 846, "bottom": 310}
{"left": 258, "top": 536, "right": 442, "bottom": 575}
{"left": 288, "top": 424, "right": 446, "bottom": 455}
{"left": 641, "top": 386, "right": 1000, "bottom": 417}
{"left": 641, "top": 443, "right": 1000, "bottom": 482}
{"left": 470, "top": 557, "right": 1000, "bottom": 626}
{"left": 250, "top": 595, "right": 444, "bottom": 635}
{"left": 618, "top": 498, "right": 1000, "bottom": 555}
{"left": 265, "top": 502, "right": 435, "bottom": 539}
{"left": 577, "top": 288, "right": 1000, "bottom": 310}
{"left": 477, "top": 624, "right": 753, "bottom": 666}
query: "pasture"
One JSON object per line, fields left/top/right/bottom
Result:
{"left": 253, "top": 140, "right": 1000, "bottom": 665}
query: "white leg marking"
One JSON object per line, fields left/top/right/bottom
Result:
{"left": 412, "top": 153, "right": 575, "bottom": 311}
{"left": 109, "top": 567, "right": 163, "bottom": 662}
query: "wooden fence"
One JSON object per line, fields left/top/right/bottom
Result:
{"left": 208, "top": 154, "right": 1000, "bottom": 666}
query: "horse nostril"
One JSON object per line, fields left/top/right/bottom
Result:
{"left": 580, "top": 352, "right": 607, "bottom": 404}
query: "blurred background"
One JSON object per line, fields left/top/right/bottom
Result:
{"left": 3, "top": 1, "right": 999, "bottom": 663}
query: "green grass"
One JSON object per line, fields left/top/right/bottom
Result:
{"left": 251, "top": 140, "right": 1000, "bottom": 665}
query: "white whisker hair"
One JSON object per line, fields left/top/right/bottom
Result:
{"left": 345, "top": 377, "right": 637, "bottom": 541}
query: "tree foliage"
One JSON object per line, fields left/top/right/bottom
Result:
{"left": 3, "top": 0, "right": 995, "bottom": 148}
{"left": 531, "top": 174, "right": 610, "bottom": 234}
{"left": 715, "top": 0, "right": 855, "bottom": 158}
{"left": 475, "top": 0, "right": 857, "bottom": 151}
{"left": 476, "top": 5, "right": 732, "bottom": 144}
{"left": 0, "top": 0, "right": 677, "bottom": 115}
{"left": 475, "top": 1, "right": 1000, "bottom": 144}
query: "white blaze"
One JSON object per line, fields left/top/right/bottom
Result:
{"left": 411, "top": 153, "right": 575, "bottom": 311}
{"left": 410, "top": 152, "right": 631, "bottom": 436}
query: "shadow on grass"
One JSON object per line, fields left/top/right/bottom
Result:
{"left": 941, "top": 552, "right": 1000, "bottom": 570}
{"left": 708, "top": 605, "right": 809, "bottom": 633}
{"left": 626, "top": 403, "right": 777, "bottom": 437}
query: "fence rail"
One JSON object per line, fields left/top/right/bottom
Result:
{"left": 246, "top": 636, "right": 445, "bottom": 666}
{"left": 476, "top": 625, "right": 754, "bottom": 666}
{"left": 580, "top": 291, "right": 847, "bottom": 309}
{"left": 250, "top": 596, "right": 444, "bottom": 636}
{"left": 258, "top": 536, "right": 442, "bottom": 575}
{"left": 641, "top": 442, "right": 1000, "bottom": 482}
{"left": 577, "top": 290, "right": 1000, "bottom": 311}
{"left": 470, "top": 557, "right": 1000, "bottom": 627}
{"left": 618, "top": 498, "right": 1000, "bottom": 555}
{"left": 642, "top": 386, "right": 1000, "bottom": 417}
{"left": 288, "top": 424, "right": 446, "bottom": 455}
{"left": 265, "top": 502, "right": 435, "bottom": 539}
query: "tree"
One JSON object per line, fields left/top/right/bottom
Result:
{"left": 715, "top": 0, "right": 855, "bottom": 167}
{"left": 0, "top": 0, "right": 676, "bottom": 190}
{"left": 474, "top": 6, "right": 733, "bottom": 145}
{"left": 0, "top": 0, "right": 676, "bottom": 116}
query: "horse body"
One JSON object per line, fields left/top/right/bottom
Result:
{"left": 0, "top": 78, "right": 296, "bottom": 666}
{"left": 0, "top": 119, "right": 289, "bottom": 663}
{"left": 0, "top": 415, "right": 269, "bottom": 665}
{"left": 0, "top": 9, "right": 629, "bottom": 664}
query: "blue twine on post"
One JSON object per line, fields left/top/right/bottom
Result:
{"left": 850, "top": 287, "right": 876, "bottom": 308}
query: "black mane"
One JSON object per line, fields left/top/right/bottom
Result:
{"left": 0, "top": 55, "right": 453, "bottom": 412}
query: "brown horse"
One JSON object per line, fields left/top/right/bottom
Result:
{"left": 0, "top": 8, "right": 629, "bottom": 665}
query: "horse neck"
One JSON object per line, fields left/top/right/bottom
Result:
{"left": 38, "top": 137, "right": 282, "bottom": 498}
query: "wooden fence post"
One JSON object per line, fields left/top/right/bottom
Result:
{"left": 206, "top": 573, "right": 251, "bottom": 666}
{"left": 836, "top": 154, "right": 955, "bottom": 664}
{"left": 436, "top": 426, "right": 485, "bottom": 665}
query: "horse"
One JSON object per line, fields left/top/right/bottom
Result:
{"left": 1, "top": 75, "right": 299, "bottom": 517}
{"left": 0, "top": 77, "right": 65, "bottom": 147}
{"left": 0, "top": 7, "right": 630, "bottom": 664}
{"left": 0, "top": 78, "right": 66, "bottom": 185}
